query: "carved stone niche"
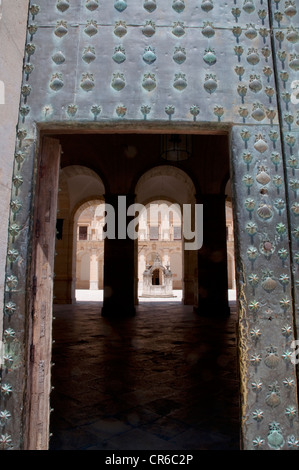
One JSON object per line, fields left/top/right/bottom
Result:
{"left": 141, "top": 255, "right": 174, "bottom": 298}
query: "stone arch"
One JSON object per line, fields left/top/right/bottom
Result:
{"left": 73, "top": 196, "right": 105, "bottom": 226}
{"left": 135, "top": 164, "right": 197, "bottom": 206}
{"left": 73, "top": 198, "right": 106, "bottom": 292}
{"left": 54, "top": 165, "right": 106, "bottom": 303}
{"left": 61, "top": 165, "right": 105, "bottom": 214}
{"left": 135, "top": 165, "right": 197, "bottom": 304}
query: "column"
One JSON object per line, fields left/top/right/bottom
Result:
{"left": 89, "top": 250, "right": 98, "bottom": 290}
{"left": 102, "top": 194, "right": 136, "bottom": 317}
{"left": 196, "top": 194, "right": 230, "bottom": 316}
{"left": 183, "top": 249, "right": 197, "bottom": 305}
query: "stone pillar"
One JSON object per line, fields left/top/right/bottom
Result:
{"left": 98, "top": 257, "right": 103, "bottom": 289}
{"left": 138, "top": 252, "right": 146, "bottom": 294}
{"left": 182, "top": 250, "right": 197, "bottom": 305}
{"left": 102, "top": 194, "right": 136, "bottom": 317}
{"left": 196, "top": 194, "right": 230, "bottom": 316}
{"left": 89, "top": 250, "right": 98, "bottom": 290}
{"left": 162, "top": 249, "right": 169, "bottom": 266}
{"left": 183, "top": 202, "right": 198, "bottom": 306}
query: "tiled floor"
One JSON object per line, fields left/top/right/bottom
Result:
{"left": 49, "top": 299, "right": 240, "bottom": 451}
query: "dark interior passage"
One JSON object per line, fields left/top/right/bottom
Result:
{"left": 48, "top": 131, "right": 238, "bottom": 449}
{"left": 49, "top": 301, "right": 240, "bottom": 450}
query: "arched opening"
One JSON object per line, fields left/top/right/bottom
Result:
{"left": 74, "top": 201, "right": 105, "bottom": 301}
{"left": 39, "top": 131, "right": 241, "bottom": 451}
{"left": 137, "top": 199, "right": 183, "bottom": 301}
{"left": 53, "top": 165, "right": 105, "bottom": 304}
{"left": 135, "top": 165, "right": 197, "bottom": 305}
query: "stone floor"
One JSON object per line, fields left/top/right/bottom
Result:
{"left": 49, "top": 299, "right": 240, "bottom": 451}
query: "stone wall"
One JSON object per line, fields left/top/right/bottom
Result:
{"left": 0, "top": 0, "right": 29, "bottom": 341}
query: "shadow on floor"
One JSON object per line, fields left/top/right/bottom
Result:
{"left": 49, "top": 301, "right": 240, "bottom": 450}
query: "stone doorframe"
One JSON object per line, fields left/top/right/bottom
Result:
{"left": 1, "top": 121, "right": 299, "bottom": 450}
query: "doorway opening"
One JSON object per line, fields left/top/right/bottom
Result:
{"left": 152, "top": 269, "right": 161, "bottom": 285}
{"left": 74, "top": 201, "right": 105, "bottom": 302}
{"left": 29, "top": 131, "right": 240, "bottom": 450}
{"left": 137, "top": 199, "right": 183, "bottom": 302}
{"left": 134, "top": 164, "right": 198, "bottom": 307}
{"left": 225, "top": 181, "right": 237, "bottom": 302}
{"left": 53, "top": 165, "right": 105, "bottom": 305}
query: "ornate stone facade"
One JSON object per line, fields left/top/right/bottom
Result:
{"left": 141, "top": 255, "right": 174, "bottom": 297}
{"left": 74, "top": 200, "right": 183, "bottom": 292}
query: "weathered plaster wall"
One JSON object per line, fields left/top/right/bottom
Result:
{"left": 0, "top": 0, "right": 29, "bottom": 341}
{"left": 1, "top": 0, "right": 299, "bottom": 451}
